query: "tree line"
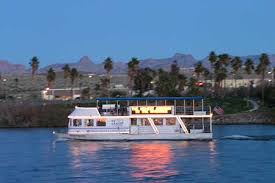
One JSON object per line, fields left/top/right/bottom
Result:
{"left": 27, "top": 52, "right": 274, "bottom": 103}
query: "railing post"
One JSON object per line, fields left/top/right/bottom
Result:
{"left": 184, "top": 100, "right": 186, "bottom": 114}
{"left": 116, "top": 100, "right": 119, "bottom": 115}
{"left": 202, "top": 99, "right": 204, "bottom": 112}
{"left": 174, "top": 100, "right": 176, "bottom": 115}
{"left": 210, "top": 117, "right": 212, "bottom": 133}
{"left": 192, "top": 99, "right": 195, "bottom": 114}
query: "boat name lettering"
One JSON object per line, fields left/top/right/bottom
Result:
{"left": 110, "top": 120, "right": 124, "bottom": 126}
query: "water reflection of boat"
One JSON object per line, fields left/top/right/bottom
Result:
{"left": 69, "top": 141, "right": 101, "bottom": 169}
{"left": 130, "top": 143, "right": 177, "bottom": 180}
{"left": 70, "top": 141, "right": 101, "bottom": 156}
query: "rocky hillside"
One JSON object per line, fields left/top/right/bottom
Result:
{"left": 40, "top": 53, "right": 198, "bottom": 74}
{"left": 0, "top": 60, "right": 25, "bottom": 74}
{"left": 1, "top": 53, "right": 275, "bottom": 74}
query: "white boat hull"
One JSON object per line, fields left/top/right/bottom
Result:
{"left": 54, "top": 132, "right": 212, "bottom": 141}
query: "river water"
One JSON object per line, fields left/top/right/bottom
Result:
{"left": 1, "top": 125, "right": 275, "bottom": 183}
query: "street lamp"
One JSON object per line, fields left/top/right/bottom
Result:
{"left": 87, "top": 74, "right": 94, "bottom": 98}
{"left": 268, "top": 70, "right": 274, "bottom": 86}
{"left": 2, "top": 78, "right": 7, "bottom": 100}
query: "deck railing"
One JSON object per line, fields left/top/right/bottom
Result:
{"left": 98, "top": 106, "right": 212, "bottom": 116}
{"left": 175, "top": 106, "right": 211, "bottom": 115}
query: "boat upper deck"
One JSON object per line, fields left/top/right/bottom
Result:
{"left": 96, "top": 97, "right": 211, "bottom": 116}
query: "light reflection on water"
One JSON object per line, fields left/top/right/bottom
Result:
{"left": 130, "top": 143, "right": 177, "bottom": 180}
{"left": 67, "top": 141, "right": 218, "bottom": 182}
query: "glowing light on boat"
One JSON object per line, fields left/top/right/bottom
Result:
{"left": 131, "top": 106, "right": 173, "bottom": 114}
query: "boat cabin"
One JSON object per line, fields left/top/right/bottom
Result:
{"left": 67, "top": 97, "right": 213, "bottom": 137}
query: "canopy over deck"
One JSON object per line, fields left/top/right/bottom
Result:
{"left": 68, "top": 107, "right": 101, "bottom": 118}
{"left": 96, "top": 97, "right": 207, "bottom": 115}
{"left": 96, "top": 96, "right": 203, "bottom": 102}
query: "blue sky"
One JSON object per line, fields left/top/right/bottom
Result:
{"left": 1, "top": 0, "right": 275, "bottom": 67}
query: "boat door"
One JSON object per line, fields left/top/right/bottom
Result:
{"left": 130, "top": 118, "right": 139, "bottom": 134}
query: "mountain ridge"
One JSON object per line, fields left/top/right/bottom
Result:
{"left": 1, "top": 53, "right": 275, "bottom": 74}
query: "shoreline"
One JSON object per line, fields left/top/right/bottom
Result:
{"left": 213, "top": 111, "right": 275, "bottom": 125}
{"left": 0, "top": 101, "right": 274, "bottom": 127}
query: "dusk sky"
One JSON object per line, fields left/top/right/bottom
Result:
{"left": 1, "top": 0, "right": 275, "bottom": 67}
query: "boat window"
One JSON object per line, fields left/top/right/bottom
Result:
{"left": 153, "top": 118, "right": 163, "bottom": 126}
{"left": 166, "top": 118, "right": 176, "bottom": 126}
{"left": 97, "top": 120, "right": 106, "bottom": 126}
{"left": 85, "top": 119, "right": 94, "bottom": 127}
{"left": 73, "top": 119, "right": 82, "bottom": 127}
{"left": 131, "top": 119, "right": 137, "bottom": 126}
{"left": 69, "top": 119, "right": 72, "bottom": 126}
{"left": 141, "top": 119, "right": 150, "bottom": 126}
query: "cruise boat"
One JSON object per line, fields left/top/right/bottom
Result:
{"left": 54, "top": 97, "right": 213, "bottom": 140}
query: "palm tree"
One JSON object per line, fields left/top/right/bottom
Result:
{"left": 218, "top": 68, "right": 228, "bottom": 96}
{"left": 46, "top": 68, "right": 56, "bottom": 88}
{"left": 14, "top": 78, "right": 19, "bottom": 92}
{"left": 187, "top": 77, "right": 199, "bottom": 95}
{"left": 62, "top": 64, "right": 71, "bottom": 88}
{"left": 256, "top": 53, "right": 270, "bottom": 104}
{"left": 202, "top": 68, "right": 210, "bottom": 96}
{"left": 244, "top": 58, "right": 254, "bottom": 75}
{"left": 194, "top": 62, "right": 204, "bottom": 80}
{"left": 170, "top": 60, "right": 180, "bottom": 75}
{"left": 209, "top": 51, "right": 218, "bottom": 88}
{"left": 230, "top": 56, "right": 242, "bottom": 88}
{"left": 213, "top": 54, "right": 229, "bottom": 97}
{"left": 29, "top": 56, "right": 39, "bottom": 88}
{"left": 209, "top": 51, "right": 217, "bottom": 67}
{"left": 219, "top": 54, "right": 231, "bottom": 66}
{"left": 156, "top": 69, "right": 178, "bottom": 96}
{"left": 99, "top": 78, "right": 110, "bottom": 97}
{"left": 155, "top": 62, "right": 187, "bottom": 97}
{"left": 177, "top": 73, "right": 187, "bottom": 95}
{"left": 244, "top": 58, "right": 255, "bottom": 102}
{"left": 70, "top": 68, "right": 79, "bottom": 87}
{"left": 133, "top": 68, "right": 155, "bottom": 96}
{"left": 78, "top": 74, "right": 83, "bottom": 88}
{"left": 104, "top": 57, "right": 113, "bottom": 76}
{"left": 170, "top": 60, "right": 187, "bottom": 95}
{"left": 217, "top": 54, "right": 230, "bottom": 95}
{"left": 127, "top": 57, "right": 140, "bottom": 96}
{"left": 103, "top": 57, "right": 113, "bottom": 97}
{"left": 70, "top": 68, "right": 79, "bottom": 99}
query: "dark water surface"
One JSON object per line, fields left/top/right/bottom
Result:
{"left": 1, "top": 125, "right": 275, "bottom": 183}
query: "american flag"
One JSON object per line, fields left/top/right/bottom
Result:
{"left": 213, "top": 106, "right": 224, "bottom": 115}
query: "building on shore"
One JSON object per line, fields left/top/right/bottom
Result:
{"left": 41, "top": 88, "right": 83, "bottom": 100}
{"left": 204, "top": 78, "right": 274, "bottom": 88}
